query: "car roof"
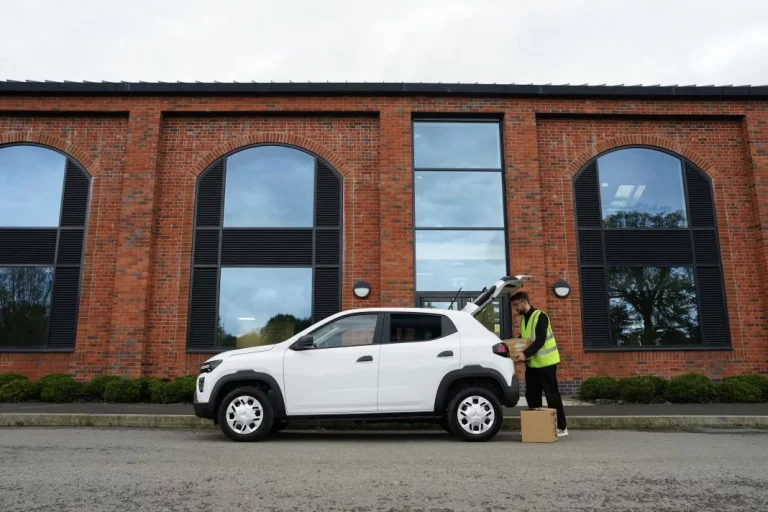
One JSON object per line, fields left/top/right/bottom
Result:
{"left": 333, "top": 307, "right": 470, "bottom": 318}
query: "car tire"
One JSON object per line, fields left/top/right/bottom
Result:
{"left": 447, "top": 387, "right": 503, "bottom": 442}
{"left": 217, "top": 386, "right": 274, "bottom": 442}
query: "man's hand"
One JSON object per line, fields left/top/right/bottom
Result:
{"left": 516, "top": 352, "right": 526, "bottom": 362}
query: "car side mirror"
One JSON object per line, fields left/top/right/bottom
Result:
{"left": 292, "top": 335, "right": 315, "bottom": 351}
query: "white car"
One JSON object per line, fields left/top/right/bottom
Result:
{"left": 194, "top": 275, "right": 530, "bottom": 442}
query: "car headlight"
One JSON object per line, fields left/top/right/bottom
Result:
{"left": 200, "top": 360, "right": 222, "bottom": 373}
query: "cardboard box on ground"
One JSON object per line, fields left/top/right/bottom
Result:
{"left": 520, "top": 409, "right": 558, "bottom": 443}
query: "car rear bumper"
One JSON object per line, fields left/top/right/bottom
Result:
{"left": 502, "top": 374, "right": 520, "bottom": 407}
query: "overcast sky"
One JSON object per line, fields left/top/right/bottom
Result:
{"left": 1, "top": 0, "right": 767, "bottom": 85}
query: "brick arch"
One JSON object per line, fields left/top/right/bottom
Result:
{"left": 0, "top": 131, "right": 97, "bottom": 175}
{"left": 563, "top": 135, "right": 718, "bottom": 181}
{"left": 190, "top": 133, "right": 350, "bottom": 178}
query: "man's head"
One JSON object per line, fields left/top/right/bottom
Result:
{"left": 510, "top": 291, "right": 531, "bottom": 315}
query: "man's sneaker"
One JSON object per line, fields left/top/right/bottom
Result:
{"left": 557, "top": 428, "right": 569, "bottom": 437}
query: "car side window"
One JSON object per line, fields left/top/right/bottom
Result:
{"left": 388, "top": 313, "right": 451, "bottom": 343}
{"left": 311, "top": 314, "right": 378, "bottom": 349}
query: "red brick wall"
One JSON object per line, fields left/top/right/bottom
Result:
{"left": 0, "top": 95, "right": 766, "bottom": 384}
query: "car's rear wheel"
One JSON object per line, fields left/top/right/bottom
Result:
{"left": 447, "top": 387, "right": 503, "bottom": 442}
{"left": 217, "top": 386, "right": 274, "bottom": 442}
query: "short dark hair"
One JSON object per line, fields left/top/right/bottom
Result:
{"left": 510, "top": 291, "right": 530, "bottom": 303}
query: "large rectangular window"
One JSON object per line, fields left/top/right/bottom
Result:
{"left": 0, "top": 267, "right": 54, "bottom": 347}
{"left": 413, "top": 119, "right": 508, "bottom": 338}
{"left": 217, "top": 267, "right": 312, "bottom": 349}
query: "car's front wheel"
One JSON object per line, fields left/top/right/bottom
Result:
{"left": 447, "top": 387, "right": 503, "bottom": 442}
{"left": 217, "top": 386, "right": 274, "bottom": 442}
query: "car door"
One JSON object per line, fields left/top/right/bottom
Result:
{"left": 376, "top": 311, "right": 461, "bottom": 413}
{"left": 282, "top": 312, "right": 383, "bottom": 415}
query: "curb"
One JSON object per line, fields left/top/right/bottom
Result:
{"left": 1, "top": 413, "right": 767, "bottom": 431}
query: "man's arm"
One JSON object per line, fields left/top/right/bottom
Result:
{"left": 522, "top": 313, "right": 549, "bottom": 358}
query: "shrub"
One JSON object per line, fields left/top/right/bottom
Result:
{"left": 82, "top": 375, "right": 124, "bottom": 401}
{"left": 0, "top": 380, "right": 39, "bottom": 402}
{"left": 134, "top": 377, "right": 163, "bottom": 402}
{"left": 150, "top": 377, "right": 195, "bottom": 404}
{"left": 39, "top": 374, "right": 82, "bottom": 403}
{"left": 717, "top": 379, "right": 762, "bottom": 403}
{"left": 579, "top": 376, "right": 620, "bottom": 401}
{"left": 618, "top": 376, "right": 657, "bottom": 404}
{"left": 666, "top": 373, "right": 716, "bottom": 404}
{"left": 0, "top": 373, "right": 28, "bottom": 388}
{"left": 723, "top": 375, "right": 768, "bottom": 402}
{"left": 103, "top": 379, "right": 142, "bottom": 403}
{"left": 647, "top": 376, "right": 668, "bottom": 398}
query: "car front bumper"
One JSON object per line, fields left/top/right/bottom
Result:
{"left": 193, "top": 392, "right": 215, "bottom": 420}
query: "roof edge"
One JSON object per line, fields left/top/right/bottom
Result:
{"left": 1, "top": 81, "right": 767, "bottom": 98}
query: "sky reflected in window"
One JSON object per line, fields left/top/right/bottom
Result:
{"left": 0, "top": 146, "right": 66, "bottom": 227}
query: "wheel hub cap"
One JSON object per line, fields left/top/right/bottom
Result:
{"left": 226, "top": 395, "right": 264, "bottom": 435}
{"left": 458, "top": 396, "right": 495, "bottom": 434}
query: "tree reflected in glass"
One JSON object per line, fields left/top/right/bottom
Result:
{"left": 0, "top": 267, "right": 53, "bottom": 347}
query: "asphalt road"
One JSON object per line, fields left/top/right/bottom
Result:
{"left": 1, "top": 428, "right": 767, "bottom": 512}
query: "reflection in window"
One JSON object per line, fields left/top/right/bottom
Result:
{"left": 389, "top": 314, "right": 444, "bottom": 343}
{"left": 0, "top": 267, "right": 54, "bottom": 347}
{"left": 413, "top": 122, "right": 502, "bottom": 169}
{"left": 217, "top": 268, "right": 312, "bottom": 349}
{"left": 415, "top": 230, "right": 506, "bottom": 291}
{"left": 0, "top": 146, "right": 66, "bottom": 227}
{"left": 415, "top": 171, "right": 504, "bottom": 228}
{"left": 474, "top": 300, "right": 501, "bottom": 337}
{"left": 223, "top": 146, "right": 315, "bottom": 228}
{"left": 608, "top": 267, "right": 701, "bottom": 346}
{"left": 312, "top": 314, "right": 378, "bottom": 348}
{"left": 598, "top": 148, "right": 687, "bottom": 228}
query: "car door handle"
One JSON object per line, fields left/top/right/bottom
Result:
{"left": 437, "top": 351, "right": 453, "bottom": 358}
{"left": 357, "top": 355, "right": 373, "bottom": 362}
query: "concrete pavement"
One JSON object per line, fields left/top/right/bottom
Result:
{"left": 1, "top": 427, "right": 767, "bottom": 511}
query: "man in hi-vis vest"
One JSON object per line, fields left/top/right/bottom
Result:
{"left": 510, "top": 291, "right": 568, "bottom": 437}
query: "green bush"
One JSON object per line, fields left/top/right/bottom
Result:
{"left": 82, "top": 375, "right": 124, "bottom": 401}
{"left": 103, "top": 379, "right": 142, "bottom": 403}
{"left": 722, "top": 375, "right": 768, "bottom": 402}
{"left": 717, "top": 379, "right": 762, "bottom": 403}
{"left": 134, "top": 377, "right": 163, "bottom": 402}
{"left": 0, "top": 380, "right": 39, "bottom": 402}
{"left": 150, "top": 377, "right": 195, "bottom": 404}
{"left": 39, "top": 374, "right": 82, "bottom": 403}
{"left": 666, "top": 373, "right": 716, "bottom": 404}
{"left": 618, "top": 376, "right": 657, "bottom": 404}
{"left": 647, "top": 376, "right": 668, "bottom": 398}
{"left": 0, "top": 373, "right": 28, "bottom": 388}
{"left": 579, "top": 376, "right": 620, "bottom": 401}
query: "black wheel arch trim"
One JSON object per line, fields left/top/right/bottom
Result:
{"left": 209, "top": 370, "right": 287, "bottom": 419}
{"left": 433, "top": 365, "right": 519, "bottom": 412}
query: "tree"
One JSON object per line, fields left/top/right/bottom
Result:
{"left": 0, "top": 267, "right": 53, "bottom": 347}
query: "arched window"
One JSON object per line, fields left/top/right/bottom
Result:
{"left": 0, "top": 144, "right": 90, "bottom": 350}
{"left": 188, "top": 145, "right": 342, "bottom": 351}
{"left": 573, "top": 147, "right": 729, "bottom": 350}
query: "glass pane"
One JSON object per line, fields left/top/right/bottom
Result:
{"left": 218, "top": 267, "right": 312, "bottom": 349}
{"left": 597, "top": 148, "right": 687, "bottom": 228}
{"left": 389, "top": 314, "right": 443, "bottom": 343}
{"left": 223, "top": 146, "right": 315, "bottom": 227}
{"left": 415, "top": 230, "right": 506, "bottom": 291}
{"left": 414, "top": 122, "right": 501, "bottom": 169}
{"left": 0, "top": 146, "right": 66, "bottom": 227}
{"left": 421, "top": 300, "right": 458, "bottom": 310}
{"left": 415, "top": 171, "right": 504, "bottom": 228}
{"left": 607, "top": 267, "right": 701, "bottom": 346}
{"left": 311, "top": 314, "right": 378, "bottom": 348}
{"left": 474, "top": 300, "right": 502, "bottom": 338}
{"left": 0, "top": 267, "right": 54, "bottom": 347}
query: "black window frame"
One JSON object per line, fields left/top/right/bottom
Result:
{"left": 573, "top": 145, "right": 731, "bottom": 352}
{"left": 410, "top": 116, "right": 512, "bottom": 338}
{"left": 0, "top": 143, "right": 91, "bottom": 353}
{"left": 382, "top": 311, "right": 458, "bottom": 344}
{"left": 187, "top": 143, "right": 343, "bottom": 353}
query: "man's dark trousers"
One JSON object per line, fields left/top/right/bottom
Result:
{"left": 525, "top": 363, "right": 567, "bottom": 430}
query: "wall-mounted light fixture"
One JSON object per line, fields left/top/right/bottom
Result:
{"left": 353, "top": 280, "right": 371, "bottom": 299}
{"left": 552, "top": 279, "right": 571, "bottom": 298}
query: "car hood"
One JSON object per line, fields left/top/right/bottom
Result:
{"left": 206, "top": 343, "right": 279, "bottom": 362}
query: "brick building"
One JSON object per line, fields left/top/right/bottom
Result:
{"left": 0, "top": 81, "right": 766, "bottom": 391}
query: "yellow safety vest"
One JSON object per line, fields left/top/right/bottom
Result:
{"left": 520, "top": 309, "right": 560, "bottom": 368}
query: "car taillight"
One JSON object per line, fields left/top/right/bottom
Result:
{"left": 492, "top": 342, "right": 510, "bottom": 358}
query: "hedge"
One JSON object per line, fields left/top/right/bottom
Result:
{"left": 0, "top": 372, "right": 28, "bottom": 388}
{"left": 39, "top": 374, "right": 82, "bottom": 403}
{"left": 722, "top": 375, "right": 768, "bottom": 402}
{"left": 666, "top": 373, "right": 717, "bottom": 404}
{"left": 579, "top": 376, "right": 620, "bottom": 401}
{"left": 82, "top": 375, "right": 124, "bottom": 401}
{"left": 103, "top": 378, "right": 143, "bottom": 403}
{"left": 717, "top": 379, "right": 762, "bottom": 404}
{"left": 0, "top": 379, "right": 39, "bottom": 402}
{"left": 618, "top": 376, "right": 657, "bottom": 404}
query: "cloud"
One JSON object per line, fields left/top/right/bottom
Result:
{"left": 0, "top": 0, "right": 766, "bottom": 84}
